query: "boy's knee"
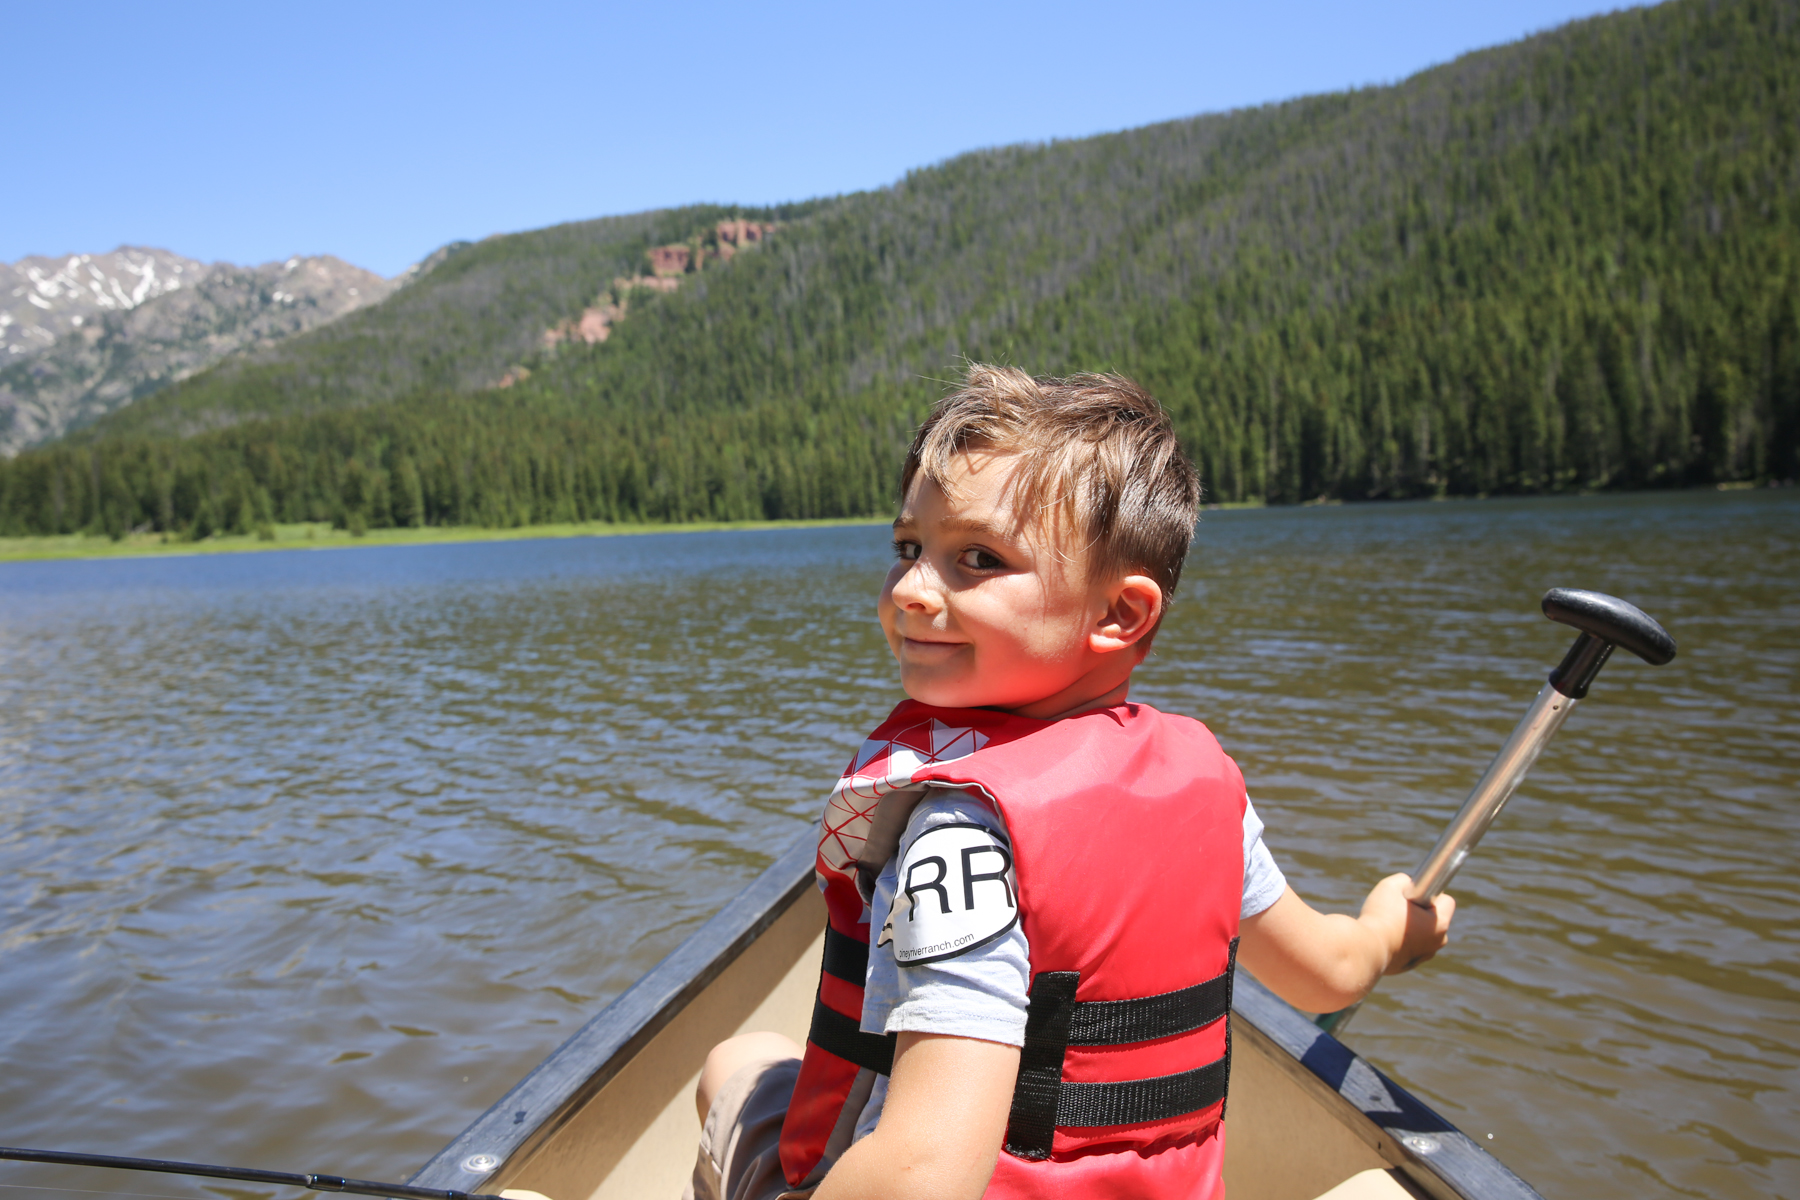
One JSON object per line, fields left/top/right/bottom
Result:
{"left": 696, "top": 1031, "right": 803, "bottom": 1123}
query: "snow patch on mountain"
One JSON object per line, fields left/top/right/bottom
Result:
{"left": 1, "top": 248, "right": 206, "bottom": 361}
{"left": 0, "top": 247, "right": 395, "bottom": 455}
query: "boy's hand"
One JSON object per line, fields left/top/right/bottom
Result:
{"left": 1358, "top": 873, "right": 1455, "bottom": 975}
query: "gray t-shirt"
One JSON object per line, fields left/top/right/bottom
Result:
{"left": 853, "top": 788, "right": 1287, "bottom": 1141}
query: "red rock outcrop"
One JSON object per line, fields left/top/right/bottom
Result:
{"left": 711, "top": 220, "right": 774, "bottom": 262}
{"left": 576, "top": 308, "right": 613, "bottom": 342}
{"left": 648, "top": 245, "right": 692, "bottom": 277}
{"left": 524, "top": 222, "right": 779, "bottom": 373}
{"left": 717, "top": 219, "right": 771, "bottom": 246}
{"left": 538, "top": 273, "right": 691, "bottom": 353}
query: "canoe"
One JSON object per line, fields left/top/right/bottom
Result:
{"left": 407, "top": 830, "right": 1542, "bottom": 1200}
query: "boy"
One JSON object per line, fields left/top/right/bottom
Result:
{"left": 689, "top": 367, "right": 1454, "bottom": 1200}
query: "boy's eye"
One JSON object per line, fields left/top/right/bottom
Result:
{"left": 956, "top": 548, "right": 1005, "bottom": 571}
{"left": 893, "top": 539, "right": 921, "bottom": 562}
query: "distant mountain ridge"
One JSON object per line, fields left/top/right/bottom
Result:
{"left": 0, "top": 249, "right": 391, "bottom": 454}
{"left": 2, "top": 247, "right": 204, "bottom": 360}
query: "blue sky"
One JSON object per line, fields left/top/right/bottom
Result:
{"left": 9, "top": 0, "right": 1651, "bottom": 277}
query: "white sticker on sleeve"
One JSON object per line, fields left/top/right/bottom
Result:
{"left": 882, "top": 821, "right": 1018, "bottom": 965}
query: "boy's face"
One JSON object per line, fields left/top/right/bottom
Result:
{"left": 880, "top": 450, "right": 1159, "bottom": 719}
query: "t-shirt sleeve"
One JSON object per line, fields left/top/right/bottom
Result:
{"left": 860, "top": 791, "right": 1030, "bottom": 1048}
{"left": 1241, "top": 795, "right": 1288, "bottom": 919}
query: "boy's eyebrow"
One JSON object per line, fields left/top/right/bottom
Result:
{"left": 938, "top": 515, "right": 1009, "bottom": 536}
{"left": 892, "top": 514, "right": 1012, "bottom": 537}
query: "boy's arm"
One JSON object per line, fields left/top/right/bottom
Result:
{"left": 811, "top": 1032, "right": 1019, "bottom": 1200}
{"left": 1237, "top": 874, "right": 1455, "bottom": 1014}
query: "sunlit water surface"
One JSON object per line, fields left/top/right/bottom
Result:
{"left": 0, "top": 490, "right": 1794, "bottom": 1200}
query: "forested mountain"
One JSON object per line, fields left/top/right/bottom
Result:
{"left": 79, "top": 206, "right": 820, "bottom": 444}
{"left": 3, "top": 0, "right": 1795, "bottom": 538}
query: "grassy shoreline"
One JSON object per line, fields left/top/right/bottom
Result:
{"left": 2, "top": 487, "right": 1775, "bottom": 564}
{"left": 0, "top": 517, "right": 895, "bottom": 564}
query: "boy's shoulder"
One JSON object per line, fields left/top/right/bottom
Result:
{"left": 866, "top": 697, "right": 1220, "bottom": 752}
{"left": 923, "top": 701, "right": 1233, "bottom": 781}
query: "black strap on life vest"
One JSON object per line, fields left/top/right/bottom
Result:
{"left": 806, "top": 925, "right": 898, "bottom": 1075}
{"left": 808, "top": 996, "right": 897, "bottom": 1075}
{"left": 1003, "top": 938, "right": 1239, "bottom": 1161}
{"left": 822, "top": 923, "right": 868, "bottom": 985}
{"left": 1065, "top": 963, "right": 1236, "bottom": 1045}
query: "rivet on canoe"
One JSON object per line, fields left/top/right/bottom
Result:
{"left": 461, "top": 1153, "right": 501, "bottom": 1174}
{"left": 1400, "top": 1134, "right": 1440, "bottom": 1156}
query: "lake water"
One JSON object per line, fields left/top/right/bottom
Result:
{"left": 0, "top": 490, "right": 1794, "bottom": 1200}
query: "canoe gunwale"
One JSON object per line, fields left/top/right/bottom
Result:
{"left": 407, "top": 833, "right": 818, "bottom": 1195}
{"left": 413, "top": 829, "right": 1542, "bottom": 1200}
{"left": 1230, "top": 973, "right": 1540, "bottom": 1200}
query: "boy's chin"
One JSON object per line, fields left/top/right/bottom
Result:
{"left": 899, "top": 673, "right": 993, "bottom": 711}
{"left": 900, "top": 673, "right": 1029, "bottom": 713}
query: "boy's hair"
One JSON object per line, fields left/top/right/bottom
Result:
{"left": 901, "top": 365, "right": 1201, "bottom": 602}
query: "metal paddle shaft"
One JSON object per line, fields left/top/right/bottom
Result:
{"left": 0, "top": 1145, "right": 508, "bottom": 1200}
{"left": 1314, "top": 589, "right": 1676, "bottom": 1036}
{"left": 1404, "top": 679, "right": 1576, "bottom": 905}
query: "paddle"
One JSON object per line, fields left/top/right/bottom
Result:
{"left": 1313, "top": 588, "right": 1677, "bottom": 1036}
{"left": 0, "top": 1144, "right": 513, "bottom": 1200}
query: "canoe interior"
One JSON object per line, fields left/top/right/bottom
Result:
{"left": 412, "top": 833, "right": 1540, "bottom": 1200}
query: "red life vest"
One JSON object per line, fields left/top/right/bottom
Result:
{"left": 779, "top": 699, "right": 1246, "bottom": 1199}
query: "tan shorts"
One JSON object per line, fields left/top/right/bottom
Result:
{"left": 684, "top": 1056, "right": 809, "bottom": 1200}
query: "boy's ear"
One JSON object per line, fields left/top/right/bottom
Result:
{"left": 1091, "top": 575, "right": 1163, "bottom": 655}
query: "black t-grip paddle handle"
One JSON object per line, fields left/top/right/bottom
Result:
{"left": 1543, "top": 588, "right": 1678, "bottom": 699}
{"left": 1314, "top": 588, "right": 1676, "bottom": 1037}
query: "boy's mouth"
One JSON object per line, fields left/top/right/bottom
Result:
{"left": 899, "top": 635, "right": 965, "bottom": 659}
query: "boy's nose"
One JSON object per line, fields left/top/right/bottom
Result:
{"left": 888, "top": 558, "right": 944, "bottom": 612}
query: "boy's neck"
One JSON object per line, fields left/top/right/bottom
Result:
{"left": 995, "top": 677, "right": 1132, "bottom": 723}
